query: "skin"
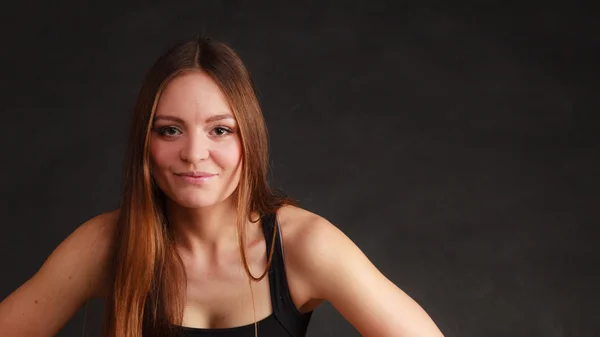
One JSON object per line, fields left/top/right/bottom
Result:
{"left": 0, "top": 71, "right": 444, "bottom": 337}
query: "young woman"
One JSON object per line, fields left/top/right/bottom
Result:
{"left": 0, "top": 37, "right": 444, "bottom": 337}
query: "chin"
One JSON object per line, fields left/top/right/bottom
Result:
{"left": 169, "top": 190, "right": 236, "bottom": 209}
{"left": 172, "top": 195, "right": 221, "bottom": 209}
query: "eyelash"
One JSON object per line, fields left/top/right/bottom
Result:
{"left": 211, "top": 126, "right": 234, "bottom": 136}
{"left": 152, "top": 125, "right": 233, "bottom": 138}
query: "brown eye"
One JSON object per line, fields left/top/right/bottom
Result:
{"left": 211, "top": 126, "right": 232, "bottom": 136}
{"left": 154, "top": 126, "right": 182, "bottom": 137}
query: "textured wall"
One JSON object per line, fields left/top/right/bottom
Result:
{"left": 0, "top": 1, "right": 597, "bottom": 336}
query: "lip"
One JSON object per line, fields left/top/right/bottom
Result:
{"left": 175, "top": 171, "right": 217, "bottom": 184}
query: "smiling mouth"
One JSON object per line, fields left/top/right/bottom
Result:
{"left": 175, "top": 172, "right": 217, "bottom": 184}
{"left": 177, "top": 173, "right": 215, "bottom": 177}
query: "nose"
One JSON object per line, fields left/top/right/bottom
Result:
{"left": 180, "top": 132, "right": 209, "bottom": 164}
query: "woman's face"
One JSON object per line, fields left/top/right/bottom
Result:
{"left": 149, "top": 70, "right": 242, "bottom": 209}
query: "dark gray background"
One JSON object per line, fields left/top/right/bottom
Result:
{"left": 0, "top": 1, "right": 598, "bottom": 336}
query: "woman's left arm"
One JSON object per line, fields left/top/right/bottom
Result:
{"left": 287, "top": 217, "right": 445, "bottom": 337}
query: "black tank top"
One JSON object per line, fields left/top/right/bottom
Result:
{"left": 179, "top": 213, "right": 313, "bottom": 337}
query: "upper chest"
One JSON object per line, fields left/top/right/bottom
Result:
{"left": 178, "top": 236, "right": 274, "bottom": 328}
{"left": 175, "top": 211, "right": 319, "bottom": 329}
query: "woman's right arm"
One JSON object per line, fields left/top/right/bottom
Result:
{"left": 0, "top": 210, "right": 118, "bottom": 337}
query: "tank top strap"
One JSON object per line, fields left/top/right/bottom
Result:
{"left": 260, "top": 212, "right": 313, "bottom": 337}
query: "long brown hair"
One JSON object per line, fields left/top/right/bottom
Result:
{"left": 102, "top": 37, "right": 295, "bottom": 337}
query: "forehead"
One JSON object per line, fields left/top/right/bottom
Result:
{"left": 156, "top": 70, "right": 231, "bottom": 115}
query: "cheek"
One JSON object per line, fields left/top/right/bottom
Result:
{"left": 149, "top": 139, "right": 176, "bottom": 169}
{"left": 213, "top": 139, "right": 242, "bottom": 170}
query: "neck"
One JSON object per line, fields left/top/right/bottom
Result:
{"left": 166, "top": 196, "right": 241, "bottom": 253}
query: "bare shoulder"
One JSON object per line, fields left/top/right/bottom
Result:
{"left": 275, "top": 205, "right": 444, "bottom": 337}
{"left": 271, "top": 205, "right": 336, "bottom": 312}
{"left": 0, "top": 209, "right": 119, "bottom": 337}
{"left": 71, "top": 209, "right": 118, "bottom": 258}
{"left": 60, "top": 209, "right": 118, "bottom": 296}
{"left": 274, "top": 205, "right": 359, "bottom": 279}
{"left": 66, "top": 210, "right": 118, "bottom": 252}
{"left": 27, "top": 209, "right": 118, "bottom": 298}
{"left": 274, "top": 205, "right": 349, "bottom": 300}
{"left": 275, "top": 204, "right": 331, "bottom": 241}
{"left": 274, "top": 205, "right": 344, "bottom": 264}
{"left": 78, "top": 209, "right": 119, "bottom": 235}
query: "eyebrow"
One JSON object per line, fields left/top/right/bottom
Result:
{"left": 153, "top": 113, "right": 235, "bottom": 124}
